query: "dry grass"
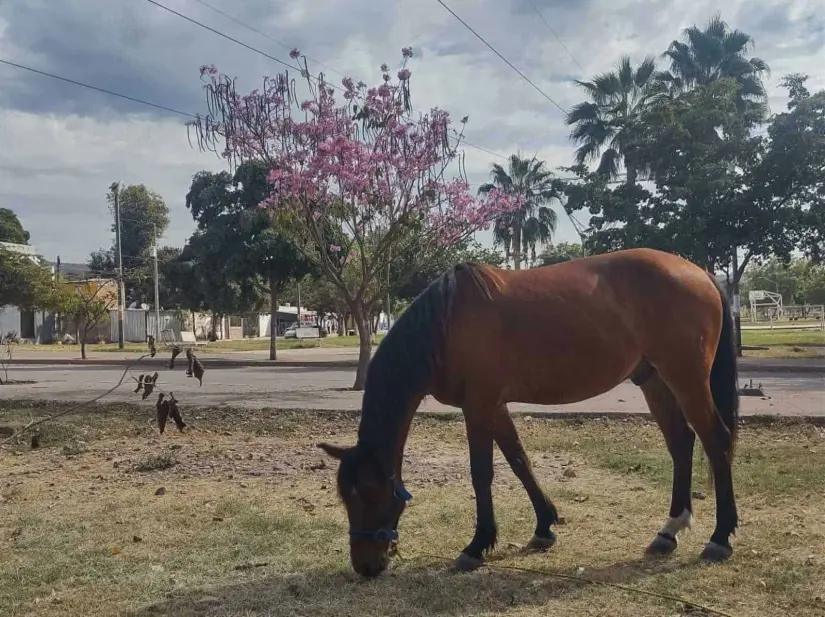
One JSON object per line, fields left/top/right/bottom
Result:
{"left": 1, "top": 403, "right": 824, "bottom": 617}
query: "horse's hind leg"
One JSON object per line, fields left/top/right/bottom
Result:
{"left": 658, "top": 371, "right": 738, "bottom": 562}
{"left": 639, "top": 374, "right": 696, "bottom": 557}
{"left": 454, "top": 401, "right": 498, "bottom": 572}
{"left": 494, "top": 406, "right": 559, "bottom": 551}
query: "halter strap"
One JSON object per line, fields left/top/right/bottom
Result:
{"left": 348, "top": 478, "right": 412, "bottom": 542}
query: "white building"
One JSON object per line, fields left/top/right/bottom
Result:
{"left": 0, "top": 241, "right": 54, "bottom": 342}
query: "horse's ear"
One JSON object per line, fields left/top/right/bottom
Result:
{"left": 317, "top": 443, "right": 349, "bottom": 460}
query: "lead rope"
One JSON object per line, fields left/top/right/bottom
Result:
{"left": 396, "top": 550, "right": 738, "bottom": 617}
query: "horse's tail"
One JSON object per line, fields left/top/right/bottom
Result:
{"left": 708, "top": 275, "right": 740, "bottom": 458}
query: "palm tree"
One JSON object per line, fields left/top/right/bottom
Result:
{"left": 565, "top": 55, "right": 662, "bottom": 186}
{"left": 656, "top": 15, "right": 770, "bottom": 123}
{"left": 478, "top": 154, "right": 558, "bottom": 270}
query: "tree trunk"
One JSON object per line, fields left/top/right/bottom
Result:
{"left": 626, "top": 163, "right": 638, "bottom": 187}
{"left": 351, "top": 302, "right": 372, "bottom": 391}
{"left": 80, "top": 324, "right": 87, "bottom": 360}
{"left": 512, "top": 225, "right": 522, "bottom": 270}
{"left": 269, "top": 273, "right": 278, "bottom": 361}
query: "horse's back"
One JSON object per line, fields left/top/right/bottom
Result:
{"left": 441, "top": 249, "right": 723, "bottom": 406}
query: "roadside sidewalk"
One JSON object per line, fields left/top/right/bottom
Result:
{"left": 5, "top": 348, "right": 824, "bottom": 373}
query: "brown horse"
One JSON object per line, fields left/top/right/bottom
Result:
{"left": 319, "top": 248, "right": 739, "bottom": 578}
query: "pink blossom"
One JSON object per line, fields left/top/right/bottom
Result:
{"left": 380, "top": 63, "right": 389, "bottom": 73}
{"left": 195, "top": 51, "right": 514, "bottom": 269}
{"left": 402, "top": 47, "right": 413, "bottom": 59}
{"left": 289, "top": 48, "right": 300, "bottom": 59}
{"left": 199, "top": 64, "right": 218, "bottom": 77}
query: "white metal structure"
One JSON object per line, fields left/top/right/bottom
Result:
{"left": 748, "top": 290, "right": 783, "bottom": 322}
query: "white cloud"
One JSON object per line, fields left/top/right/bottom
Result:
{"left": 0, "top": 0, "right": 822, "bottom": 262}
{"left": 0, "top": 111, "right": 221, "bottom": 261}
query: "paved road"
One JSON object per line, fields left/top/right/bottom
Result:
{"left": 1, "top": 364, "right": 822, "bottom": 417}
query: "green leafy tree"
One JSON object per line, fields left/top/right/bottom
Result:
{"left": 657, "top": 14, "right": 770, "bottom": 124}
{"left": 565, "top": 55, "right": 663, "bottom": 186}
{"left": 0, "top": 249, "right": 56, "bottom": 309}
{"left": 55, "top": 280, "right": 117, "bottom": 360}
{"left": 562, "top": 76, "right": 824, "bottom": 293}
{"left": 182, "top": 161, "right": 313, "bottom": 359}
{"left": 98, "top": 183, "right": 170, "bottom": 306}
{"left": 390, "top": 239, "right": 504, "bottom": 304}
{"left": 0, "top": 208, "right": 30, "bottom": 244}
{"left": 478, "top": 154, "right": 559, "bottom": 269}
{"left": 536, "top": 242, "right": 584, "bottom": 266}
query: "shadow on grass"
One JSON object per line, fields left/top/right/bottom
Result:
{"left": 127, "top": 554, "right": 701, "bottom": 617}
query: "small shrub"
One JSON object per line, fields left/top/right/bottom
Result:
{"left": 134, "top": 454, "right": 178, "bottom": 472}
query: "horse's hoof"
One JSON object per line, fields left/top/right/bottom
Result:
{"left": 525, "top": 532, "right": 557, "bottom": 552}
{"left": 700, "top": 542, "right": 732, "bottom": 563}
{"left": 645, "top": 533, "right": 678, "bottom": 557}
{"left": 452, "top": 553, "right": 484, "bottom": 572}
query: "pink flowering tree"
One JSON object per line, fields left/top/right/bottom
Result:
{"left": 189, "top": 48, "right": 520, "bottom": 389}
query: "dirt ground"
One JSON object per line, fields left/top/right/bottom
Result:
{"left": 1, "top": 402, "right": 824, "bottom": 617}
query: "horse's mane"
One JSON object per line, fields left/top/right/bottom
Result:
{"left": 357, "top": 262, "right": 493, "bottom": 457}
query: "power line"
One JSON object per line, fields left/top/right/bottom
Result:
{"left": 0, "top": 58, "right": 194, "bottom": 118}
{"left": 143, "top": 0, "right": 343, "bottom": 92}
{"left": 522, "top": 0, "right": 585, "bottom": 74}
{"left": 433, "top": 0, "right": 568, "bottom": 114}
{"left": 144, "top": 0, "right": 508, "bottom": 159}
{"left": 188, "top": 0, "right": 348, "bottom": 81}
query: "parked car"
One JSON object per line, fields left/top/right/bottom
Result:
{"left": 284, "top": 323, "right": 321, "bottom": 339}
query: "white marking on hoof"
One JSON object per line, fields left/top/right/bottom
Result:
{"left": 700, "top": 542, "right": 733, "bottom": 562}
{"left": 660, "top": 509, "right": 693, "bottom": 537}
{"left": 525, "top": 534, "right": 556, "bottom": 552}
{"left": 452, "top": 553, "right": 484, "bottom": 572}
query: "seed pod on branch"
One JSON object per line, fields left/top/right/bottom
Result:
{"left": 142, "top": 373, "right": 159, "bottom": 400}
{"left": 192, "top": 356, "right": 205, "bottom": 386}
{"left": 169, "top": 346, "right": 182, "bottom": 369}
{"left": 156, "top": 392, "right": 170, "bottom": 434}
{"left": 168, "top": 393, "right": 187, "bottom": 432}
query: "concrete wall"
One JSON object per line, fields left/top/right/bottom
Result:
{"left": 0, "top": 306, "right": 20, "bottom": 336}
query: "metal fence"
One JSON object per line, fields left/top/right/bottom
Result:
{"left": 109, "top": 309, "right": 182, "bottom": 342}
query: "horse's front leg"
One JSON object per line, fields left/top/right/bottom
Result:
{"left": 454, "top": 403, "right": 497, "bottom": 572}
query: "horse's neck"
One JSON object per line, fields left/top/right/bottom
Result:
{"left": 359, "top": 392, "right": 425, "bottom": 479}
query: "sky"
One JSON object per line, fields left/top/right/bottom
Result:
{"left": 1, "top": 0, "right": 823, "bottom": 263}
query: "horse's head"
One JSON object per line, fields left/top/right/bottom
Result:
{"left": 318, "top": 442, "right": 412, "bottom": 578}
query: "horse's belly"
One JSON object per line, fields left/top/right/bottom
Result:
{"left": 504, "top": 353, "right": 636, "bottom": 406}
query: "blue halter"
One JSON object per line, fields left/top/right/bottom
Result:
{"left": 348, "top": 479, "right": 413, "bottom": 542}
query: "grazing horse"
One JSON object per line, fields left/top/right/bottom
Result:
{"left": 319, "top": 248, "right": 739, "bottom": 578}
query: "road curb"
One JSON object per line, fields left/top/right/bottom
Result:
{"left": 4, "top": 358, "right": 358, "bottom": 369}
{"left": 1, "top": 400, "right": 823, "bottom": 427}
{"left": 5, "top": 357, "right": 824, "bottom": 374}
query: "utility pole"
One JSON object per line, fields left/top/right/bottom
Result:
{"left": 111, "top": 182, "right": 125, "bottom": 349}
{"left": 732, "top": 247, "right": 743, "bottom": 357}
{"left": 296, "top": 280, "right": 302, "bottom": 324}
{"left": 55, "top": 255, "right": 62, "bottom": 337}
{"left": 152, "top": 223, "right": 161, "bottom": 341}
